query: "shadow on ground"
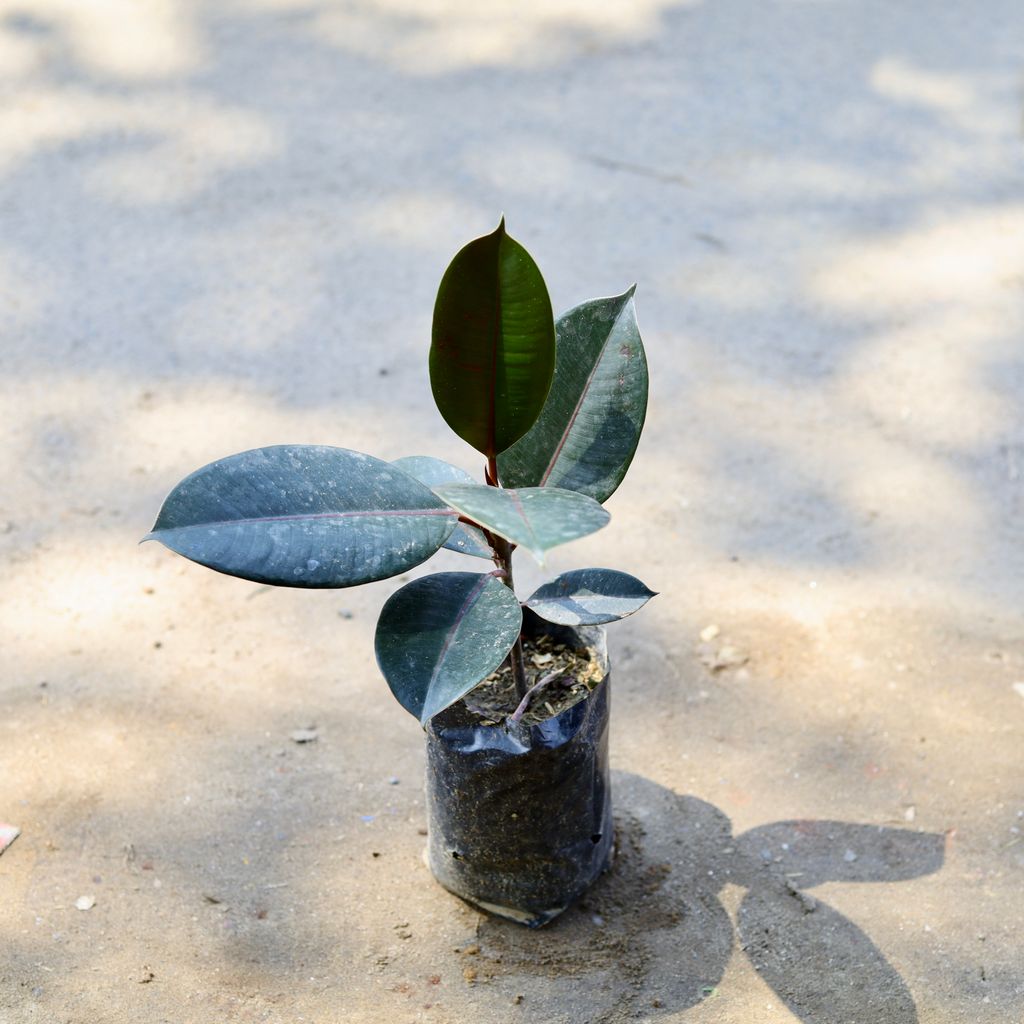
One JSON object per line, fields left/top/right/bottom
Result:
{"left": 469, "top": 772, "right": 944, "bottom": 1022}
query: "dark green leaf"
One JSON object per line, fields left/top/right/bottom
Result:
{"left": 433, "top": 482, "right": 609, "bottom": 563}
{"left": 498, "top": 288, "right": 648, "bottom": 502}
{"left": 144, "top": 445, "right": 457, "bottom": 588}
{"left": 392, "top": 455, "right": 478, "bottom": 488}
{"left": 375, "top": 572, "right": 523, "bottom": 724}
{"left": 525, "top": 568, "right": 656, "bottom": 625}
{"left": 392, "top": 455, "right": 493, "bottom": 559}
{"left": 430, "top": 220, "right": 556, "bottom": 457}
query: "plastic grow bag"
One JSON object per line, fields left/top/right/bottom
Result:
{"left": 424, "top": 615, "right": 612, "bottom": 927}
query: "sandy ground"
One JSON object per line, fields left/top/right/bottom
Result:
{"left": 2, "top": 2, "right": 1023, "bottom": 1021}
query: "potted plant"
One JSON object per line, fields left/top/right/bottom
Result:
{"left": 144, "top": 219, "right": 653, "bottom": 927}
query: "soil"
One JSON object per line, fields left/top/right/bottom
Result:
{"left": 462, "top": 634, "right": 605, "bottom": 726}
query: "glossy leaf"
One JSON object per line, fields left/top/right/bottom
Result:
{"left": 392, "top": 456, "right": 493, "bottom": 559}
{"left": 433, "top": 482, "right": 609, "bottom": 563}
{"left": 144, "top": 445, "right": 457, "bottom": 588}
{"left": 498, "top": 288, "right": 648, "bottom": 502}
{"left": 392, "top": 455, "right": 478, "bottom": 488}
{"left": 375, "top": 572, "right": 523, "bottom": 724}
{"left": 430, "top": 220, "right": 556, "bottom": 457}
{"left": 525, "top": 568, "right": 656, "bottom": 625}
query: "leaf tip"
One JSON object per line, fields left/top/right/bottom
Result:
{"left": 496, "top": 214, "right": 506, "bottom": 235}
{"left": 624, "top": 282, "right": 637, "bottom": 300}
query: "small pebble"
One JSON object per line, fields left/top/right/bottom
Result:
{"left": 700, "top": 624, "right": 720, "bottom": 642}
{"left": 785, "top": 880, "right": 817, "bottom": 914}
{"left": 74, "top": 895, "right": 95, "bottom": 911}
{"left": 291, "top": 728, "right": 318, "bottom": 744}
{"left": 714, "top": 645, "right": 747, "bottom": 669}
{"left": 843, "top": 849, "right": 858, "bottom": 863}
{"left": 697, "top": 642, "right": 749, "bottom": 672}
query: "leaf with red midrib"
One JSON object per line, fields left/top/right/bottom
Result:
{"left": 430, "top": 220, "right": 556, "bottom": 458}
{"left": 144, "top": 445, "right": 458, "bottom": 588}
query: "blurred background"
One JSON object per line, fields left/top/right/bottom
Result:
{"left": 1, "top": 2, "right": 1022, "bottom": 1022}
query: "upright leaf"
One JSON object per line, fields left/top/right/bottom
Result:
{"left": 392, "top": 455, "right": 493, "bottom": 559}
{"left": 430, "top": 220, "right": 556, "bottom": 457}
{"left": 375, "top": 572, "right": 523, "bottom": 724}
{"left": 144, "top": 445, "right": 457, "bottom": 588}
{"left": 525, "top": 568, "right": 657, "bottom": 625}
{"left": 498, "top": 288, "right": 648, "bottom": 502}
{"left": 433, "top": 482, "right": 609, "bottom": 564}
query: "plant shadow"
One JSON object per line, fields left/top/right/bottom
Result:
{"left": 472, "top": 771, "right": 944, "bottom": 1022}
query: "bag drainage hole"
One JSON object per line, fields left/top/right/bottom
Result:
{"left": 590, "top": 834, "right": 603, "bottom": 844}
{"left": 451, "top": 851, "right": 461, "bottom": 859}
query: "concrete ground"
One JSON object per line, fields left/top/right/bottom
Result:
{"left": 1, "top": 2, "right": 1023, "bottom": 1021}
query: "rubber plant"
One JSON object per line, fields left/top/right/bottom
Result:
{"left": 145, "top": 219, "right": 652, "bottom": 925}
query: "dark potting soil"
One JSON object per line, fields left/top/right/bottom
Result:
{"left": 461, "top": 633, "right": 605, "bottom": 727}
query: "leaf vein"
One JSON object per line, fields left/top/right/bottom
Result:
{"left": 540, "top": 295, "right": 633, "bottom": 486}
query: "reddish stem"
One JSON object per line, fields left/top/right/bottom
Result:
{"left": 509, "top": 670, "right": 565, "bottom": 723}
{"left": 485, "top": 454, "right": 528, "bottom": 700}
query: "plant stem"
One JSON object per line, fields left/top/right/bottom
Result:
{"left": 509, "top": 670, "right": 565, "bottom": 723}
{"left": 509, "top": 632, "right": 529, "bottom": 701}
{"left": 491, "top": 532, "right": 528, "bottom": 699}
{"left": 487, "top": 456, "right": 529, "bottom": 700}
